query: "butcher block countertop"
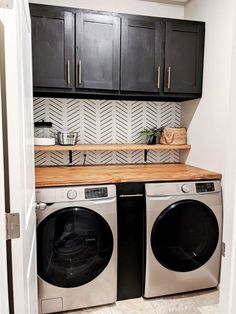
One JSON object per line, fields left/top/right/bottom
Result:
{"left": 35, "top": 164, "right": 222, "bottom": 187}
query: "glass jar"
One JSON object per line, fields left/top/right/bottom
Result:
{"left": 34, "top": 120, "right": 56, "bottom": 145}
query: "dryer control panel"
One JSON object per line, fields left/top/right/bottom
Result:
{"left": 145, "top": 180, "right": 221, "bottom": 196}
{"left": 85, "top": 187, "right": 108, "bottom": 199}
{"left": 196, "top": 182, "right": 215, "bottom": 193}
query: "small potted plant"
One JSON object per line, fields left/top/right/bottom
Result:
{"left": 140, "top": 127, "right": 163, "bottom": 145}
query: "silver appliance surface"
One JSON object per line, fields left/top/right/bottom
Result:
{"left": 57, "top": 131, "right": 78, "bottom": 145}
{"left": 144, "top": 180, "right": 223, "bottom": 298}
{"left": 36, "top": 185, "right": 117, "bottom": 313}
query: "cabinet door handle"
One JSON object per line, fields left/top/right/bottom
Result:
{"left": 78, "top": 60, "right": 82, "bottom": 85}
{"left": 67, "top": 60, "right": 71, "bottom": 85}
{"left": 167, "top": 66, "right": 171, "bottom": 89}
{"left": 157, "top": 65, "right": 161, "bottom": 89}
{"left": 118, "top": 194, "right": 144, "bottom": 198}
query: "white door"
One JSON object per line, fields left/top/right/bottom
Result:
{"left": 0, "top": 0, "right": 38, "bottom": 313}
{"left": 0, "top": 14, "right": 9, "bottom": 313}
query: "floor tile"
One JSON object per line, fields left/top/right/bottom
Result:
{"left": 110, "top": 297, "right": 154, "bottom": 314}
{"left": 65, "top": 304, "right": 112, "bottom": 314}
{"left": 188, "top": 289, "right": 219, "bottom": 307}
{"left": 148, "top": 289, "right": 218, "bottom": 314}
{"left": 161, "top": 309, "right": 201, "bottom": 314}
{"left": 62, "top": 289, "right": 219, "bottom": 314}
{"left": 198, "top": 304, "right": 219, "bottom": 314}
{"left": 150, "top": 293, "right": 195, "bottom": 313}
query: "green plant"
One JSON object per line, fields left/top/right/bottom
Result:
{"left": 140, "top": 127, "right": 163, "bottom": 144}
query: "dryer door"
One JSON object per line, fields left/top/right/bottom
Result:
{"left": 151, "top": 200, "right": 219, "bottom": 272}
{"left": 37, "top": 207, "right": 114, "bottom": 287}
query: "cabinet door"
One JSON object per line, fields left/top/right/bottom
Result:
{"left": 31, "top": 6, "right": 74, "bottom": 88}
{"left": 164, "top": 21, "right": 205, "bottom": 94}
{"left": 76, "top": 13, "right": 120, "bottom": 90}
{"left": 121, "top": 17, "right": 164, "bottom": 93}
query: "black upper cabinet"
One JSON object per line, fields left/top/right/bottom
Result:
{"left": 30, "top": 4, "right": 205, "bottom": 100}
{"left": 164, "top": 21, "right": 205, "bottom": 94}
{"left": 121, "top": 17, "right": 205, "bottom": 96}
{"left": 31, "top": 6, "right": 74, "bottom": 89}
{"left": 76, "top": 13, "right": 120, "bottom": 90}
{"left": 121, "top": 17, "right": 164, "bottom": 93}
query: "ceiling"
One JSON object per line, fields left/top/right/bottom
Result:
{"left": 140, "top": 0, "right": 190, "bottom": 5}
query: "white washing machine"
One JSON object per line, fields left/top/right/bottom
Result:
{"left": 144, "top": 180, "right": 222, "bottom": 298}
{"left": 36, "top": 184, "right": 117, "bottom": 313}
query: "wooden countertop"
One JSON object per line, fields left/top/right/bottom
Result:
{"left": 35, "top": 164, "right": 222, "bottom": 187}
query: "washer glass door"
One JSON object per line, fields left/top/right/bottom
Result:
{"left": 151, "top": 200, "right": 219, "bottom": 272}
{"left": 37, "top": 207, "right": 114, "bottom": 288}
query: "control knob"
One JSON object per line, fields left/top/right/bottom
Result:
{"left": 181, "top": 184, "right": 190, "bottom": 193}
{"left": 67, "top": 189, "right": 77, "bottom": 200}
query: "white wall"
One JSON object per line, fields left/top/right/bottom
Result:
{"left": 29, "top": 0, "right": 184, "bottom": 19}
{"left": 182, "top": 1, "right": 236, "bottom": 313}
{"left": 224, "top": 11, "right": 236, "bottom": 313}
{"left": 181, "top": 0, "right": 234, "bottom": 173}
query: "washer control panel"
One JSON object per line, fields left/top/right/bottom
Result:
{"left": 36, "top": 185, "right": 116, "bottom": 203}
{"left": 85, "top": 187, "right": 108, "bottom": 199}
{"left": 196, "top": 182, "right": 215, "bottom": 193}
{"left": 67, "top": 189, "right": 78, "bottom": 200}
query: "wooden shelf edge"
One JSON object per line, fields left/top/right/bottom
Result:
{"left": 34, "top": 143, "right": 191, "bottom": 152}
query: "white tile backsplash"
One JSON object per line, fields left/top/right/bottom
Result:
{"left": 33, "top": 98, "right": 181, "bottom": 166}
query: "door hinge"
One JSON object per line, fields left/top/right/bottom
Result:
{"left": 222, "top": 242, "right": 226, "bottom": 257}
{"left": 0, "top": 0, "right": 13, "bottom": 9}
{"left": 6, "top": 213, "right": 20, "bottom": 240}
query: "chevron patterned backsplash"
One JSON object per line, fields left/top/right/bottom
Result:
{"left": 33, "top": 98, "right": 181, "bottom": 166}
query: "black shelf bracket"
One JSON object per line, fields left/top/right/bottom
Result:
{"left": 69, "top": 150, "right": 73, "bottom": 164}
{"left": 144, "top": 149, "right": 148, "bottom": 162}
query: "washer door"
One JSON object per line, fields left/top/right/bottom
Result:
{"left": 151, "top": 200, "right": 219, "bottom": 272}
{"left": 37, "top": 207, "right": 114, "bottom": 288}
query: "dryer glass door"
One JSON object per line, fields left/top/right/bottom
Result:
{"left": 151, "top": 200, "right": 219, "bottom": 272}
{"left": 37, "top": 207, "right": 114, "bottom": 287}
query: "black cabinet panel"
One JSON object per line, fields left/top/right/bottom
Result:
{"left": 76, "top": 13, "right": 120, "bottom": 90}
{"left": 31, "top": 6, "right": 74, "bottom": 89}
{"left": 164, "top": 21, "right": 205, "bottom": 94}
{"left": 121, "top": 17, "right": 164, "bottom": 92}
{"left": 117, "top": 183, "right": 145, "bottom": 300}
{"left": 30, "top": 5, "right": 205, "bottom": 100}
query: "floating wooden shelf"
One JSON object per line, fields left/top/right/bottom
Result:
{"left": 34, "top": 144, "right": 191, "bottom": 164}
{"left": 34, "top": 143, "right": 191, "bottom": 152}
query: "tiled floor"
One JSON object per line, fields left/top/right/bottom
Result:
{"left": 65, "top": 288, "right": 219, "bottom": 314}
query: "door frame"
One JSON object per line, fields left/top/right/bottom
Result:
{"left": 0, "top": 13, "right": 9, "bottom": 314}
{"left": 219, "top": 5, "right": 236, "bottom": 312}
